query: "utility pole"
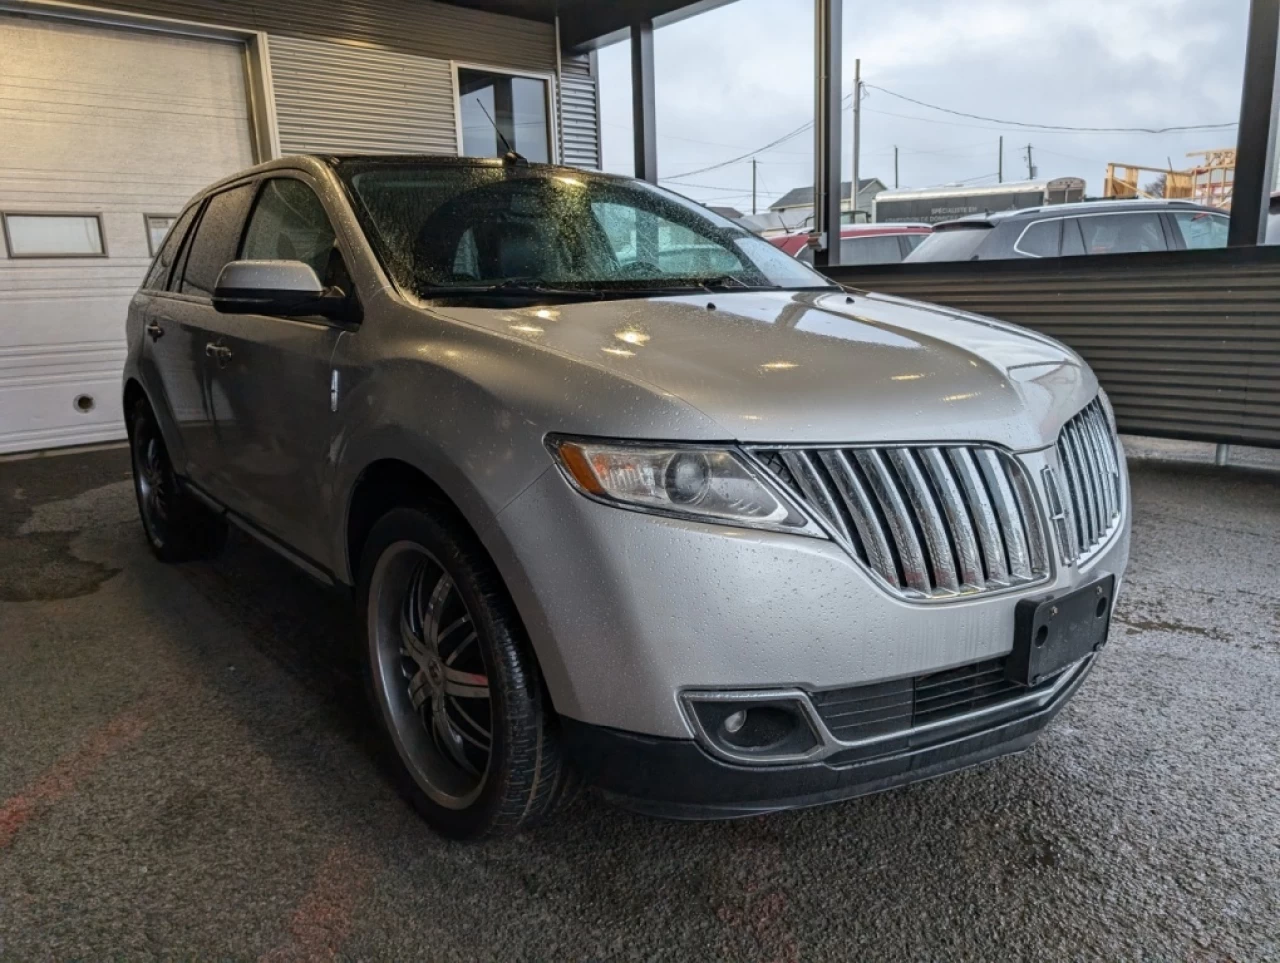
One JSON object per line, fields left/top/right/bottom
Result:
{"left": 998, "top": 136, "right": 1003, "bottom": 183}
{"left": 752, "top": 158, "right": 758, "bottom": 216}
{"left": 1024, "top": 143, "right": 1036, "bottom": 180}
{"left": 894, "top": 146, "right": 899, "bottom": 189}
{"left": 851, "top": 58, "right": 861, "bottom": 223}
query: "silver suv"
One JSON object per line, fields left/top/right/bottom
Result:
{"left": 123, "top": 155, "right": 1130, "bottom": 838}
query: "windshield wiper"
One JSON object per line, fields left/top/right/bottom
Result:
{"left": 417, "top": 279, "right": 608, "bottom": 301}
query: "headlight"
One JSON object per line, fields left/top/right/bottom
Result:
{"left": 547, "top": 438, "right": 822, "bottom": 536}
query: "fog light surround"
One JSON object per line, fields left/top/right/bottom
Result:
{"left": 682, "top": 690, "right": 825, "bottom": 765}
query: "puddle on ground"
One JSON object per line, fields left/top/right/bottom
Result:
{"left": 1, "top": 480, "right": 134, "bottom": 601}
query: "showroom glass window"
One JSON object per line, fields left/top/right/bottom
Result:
{"left": 240, "top": 178, "right": 338, "bottom": 281}
{"left": 457, "top": 67, "right": 551, "bottom": 164}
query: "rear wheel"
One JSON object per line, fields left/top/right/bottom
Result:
{"left": 129, "top": 398, "right": 227, "bottom": 562}
{"left": 359, "top": 506, "right": 568, "bottom": 839}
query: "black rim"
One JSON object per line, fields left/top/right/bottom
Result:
{"left": 370, "top": 543, "right": 493, "bottom": 809}
{"left": 133, "top": 418, "right": 172, "bottom": 544}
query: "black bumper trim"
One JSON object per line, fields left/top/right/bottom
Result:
{"left": 561, "top": 659, "right": 1092, "bottom": 819}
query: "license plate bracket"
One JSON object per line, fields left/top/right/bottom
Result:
{"left": 1007, "top": 574, "right": 1115, "bottom": 687}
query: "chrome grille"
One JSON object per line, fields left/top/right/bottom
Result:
{"left": 754, "top": 445, "right": 1049, "bottom": 599}
{"left": 1049, "top": 399, "right": 1123, "bottom": 564}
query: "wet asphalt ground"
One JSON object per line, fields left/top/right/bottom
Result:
{"left": 0, "top": 440, "right": 1277, "bottom": 962}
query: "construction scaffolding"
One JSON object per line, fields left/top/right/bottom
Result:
{"left": 1104, "top": 150, "right": 1236, "bottom": 209}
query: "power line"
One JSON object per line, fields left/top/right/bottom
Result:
{"left": 864, "top": 83, "right": 1237, "bottom": 135}
{"left": 664, "top": 91, "right": 857, "bottom": 180}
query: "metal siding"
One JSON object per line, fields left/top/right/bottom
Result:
{"left": 560, "top": 52, "right": 600, "bottom": 169}
{"left": 0, "top": 14, "right": 255, "bottom": 453}
{"left": 819, "top": 249, "right": 1280, "bottom": 449}
{"left": 73, "top": 0, "right": 557, "bottom": 70}
{"left": 270, "top": 36, "right": 458, "bottom": 155}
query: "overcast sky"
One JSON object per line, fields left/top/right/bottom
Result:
{"left": 595, "top": 0, "right": 1250, "bottom": 213}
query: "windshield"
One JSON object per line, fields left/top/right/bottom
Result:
{"left": 904, "top": 225, "right": 992, "bottom": 262}
{"left": 335, "top": 160, "right": 833, "bottom": 298}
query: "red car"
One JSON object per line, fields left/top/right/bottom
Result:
{"left": 770, "top": 224, "right": 932, "bottom": 265}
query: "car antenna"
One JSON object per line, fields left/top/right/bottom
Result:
{"left": 476, "top": 101, "right": 527, "bottom": 166}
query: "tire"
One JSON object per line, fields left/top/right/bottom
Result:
{"left": 129, "top": 397, "right": 227, "bottom": 563}
{"left": 358, "top": 506, "right": 569, "bottom": 839}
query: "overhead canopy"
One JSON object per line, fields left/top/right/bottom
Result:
{"left": 441, "top": 0, "right": 738, "bottom": 50}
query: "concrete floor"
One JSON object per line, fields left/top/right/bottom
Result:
{"left": 1, "top": 440, "right": 1277, "bottom": 961}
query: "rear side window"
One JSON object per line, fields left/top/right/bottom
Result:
{"left": 904, "top": 226, "right": 991, "bottom": 262}
{"left": 142, "top": 204, "right": 198, "bottom": 290}
{"left": 903, "top": 234, "right": 927, "bottom": 253}
{"left": 179, "top": 184, "right": 256, "bottom": 297}
{"left": 1062, "top": 219, "right": 1087, "bottom": 257}
{"left": 1014, "top": 220, "right": 1061, "bottom": 258}
{"left": 839, "top": 235, "right": 904, "bottom": 265}
{"left": 1076, "top": 213, "right": 1167, "bottom": 255}
{"left": 1172, "top": 211, "right": 1229, "bottom": 250}
{"left": 240, "top": 178, "right": 338, "bottom": 281}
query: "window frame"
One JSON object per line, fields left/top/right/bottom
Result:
{"left": 1012, "top": 218, "right": 1063, "bottom": 259}
{"left": 238, "top": 174, "right": 341, "bottom": 281}
{"left": 1166, "top": 210, "right": 1231, "bottom": 252}
{"left": 1010, "top": 209, "right": 1176, "bottom": 258}
{"left": 451, "top": 60, "right": 559, "bottom": 165}
{"left": 2, "top": 211, "right": 107, "bottom": 259}
{"left": 171, "top": 180, "right": 258, "bottom": 299}
{"left": 144, "top": 213, "right": 180, "bottom": 257}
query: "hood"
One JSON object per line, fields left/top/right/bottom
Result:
{"left": 431, "top": 290, "right": 1095, "bottom": 450}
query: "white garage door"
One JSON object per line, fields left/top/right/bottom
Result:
{"left": 0, "top": 14, "right": 256, "bottom": 454}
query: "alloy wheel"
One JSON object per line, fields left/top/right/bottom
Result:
{"left": 369, "top": 542, "right": 493, "bottom": 810}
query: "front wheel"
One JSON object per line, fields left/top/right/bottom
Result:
{"left": 358, "top": 507, "right": 569, "bottom": 839}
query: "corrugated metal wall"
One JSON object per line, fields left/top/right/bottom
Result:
{"left": 560, "top": 52, "right": 601, "bottom": 169}
{"left": 75, "top": 0, "right": 557, "bottom": 71}
{"left": 820, "top": 248, "right": 1280, "bottom": 449}
{"left": 269, "top": 36, "right": 459, "bottom": 155}
{"left": 74, "top": 0, "right": 578, "bottom": 159}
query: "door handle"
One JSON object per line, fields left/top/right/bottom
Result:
{"left": 146, "top": 321, "right": 165, "bottom": 341}
{"left": 204, "top": 342, "right": 233, "bottom": 365}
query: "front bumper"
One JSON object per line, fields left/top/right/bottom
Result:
{"left": 562, "top": 654, "right": 1094, "bottom": 819}
{"left": 492, "top": 446, "right": 1129, "bottom": 741}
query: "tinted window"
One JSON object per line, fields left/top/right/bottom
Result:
{"left": 1061, "top": 219, "right": 1087, "bottom": 257}
{"left": 1172, "top": 211, "right": 1229, "bottom": 250}
{"left": 179, "top": 184, "right": 255, "bottom": 297}
{"left": 840, "top": 235, "right": 905, "bottom": 265}
{"left": 904, "top": 226, "right": 991, "bottom": 262}
{"left": 1076, "top": 213, "right": 1167, "bottom": 255}
{"left": 143, "top": 205, "right": 198, "bottom": 290}
{"left": 241, "top": 178, "right": 338, "bottom": 281}
{"left": 1014, "top": 220, "right": 1060, "bottom": 257}
{"left": 903, "top": 233, "right": 927, "bottom": 252}
{"left": 340, "top": 163, "right": 829, "bottom": 295}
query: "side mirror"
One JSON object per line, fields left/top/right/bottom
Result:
{"left": 212, "top": 260, "right": 356, "bottom": 323}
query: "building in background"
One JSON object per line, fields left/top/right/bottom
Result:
{"left": 764, "top": 178, "right": 888, "bottom": 229}
{"left": 0, "top": 0, "right": 619, "bottom": 454}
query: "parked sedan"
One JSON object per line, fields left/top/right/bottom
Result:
{"left": 771, "top": 224, "right": 931, "bottom": 265}
{"left": 906, "top": 199, "right": 1229, "bottom": 262}
{"left": 124, "top": 155, "right": 1130, "bottom": 838}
